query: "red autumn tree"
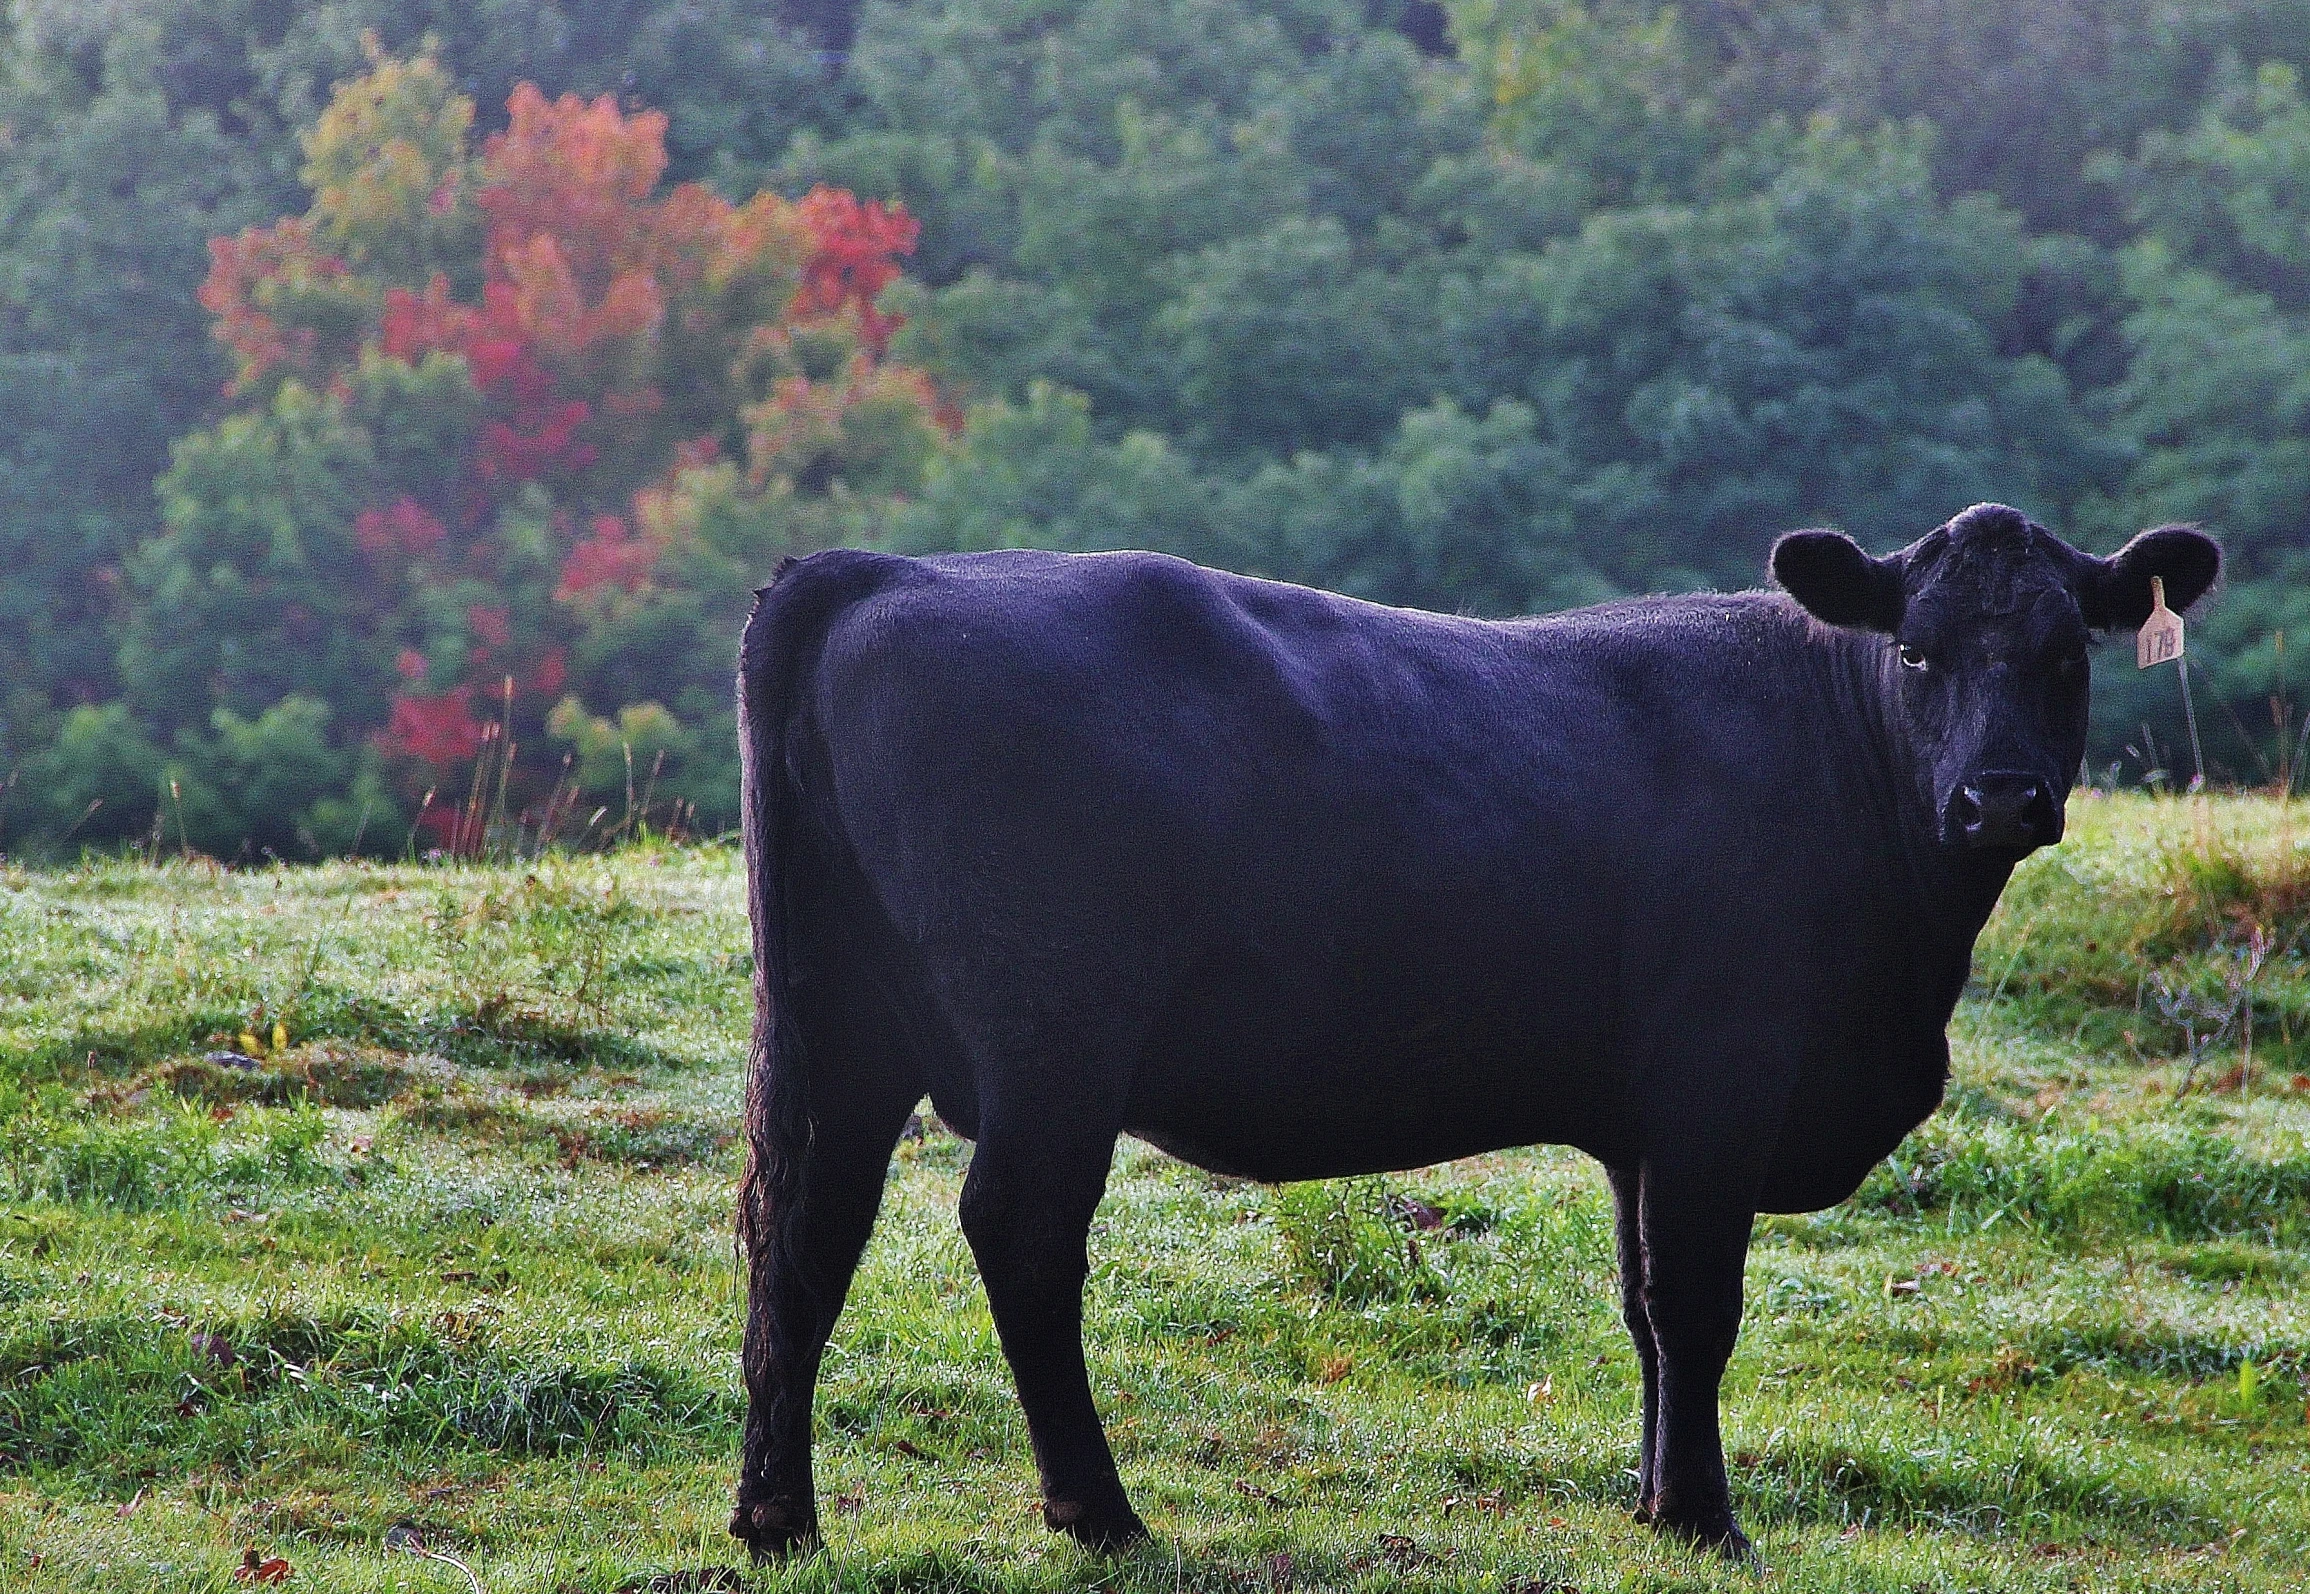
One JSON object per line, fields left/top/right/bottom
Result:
{"left": 122, "top": 43, "right": 943, "bottom": 851}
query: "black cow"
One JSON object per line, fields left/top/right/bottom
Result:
{"left": 729, "top": 504, "right": 2219, "bottom": 1560}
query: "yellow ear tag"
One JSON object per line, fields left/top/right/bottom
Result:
{"left": 2137, "top": 575, "right": 2184, "bottom": 670}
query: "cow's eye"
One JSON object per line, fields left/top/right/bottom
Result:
{"left": 1897, "top": 643, "right": 1930, "bottom": 671}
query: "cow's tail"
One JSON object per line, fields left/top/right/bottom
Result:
{"left": 732, "top": 551, "right": 887, "bottom": 1519}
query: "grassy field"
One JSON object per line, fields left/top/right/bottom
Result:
{"left": 0, "top": 796, "right": 2304, "bottom": 1592}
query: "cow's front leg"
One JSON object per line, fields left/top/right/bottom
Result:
{"left": 959, "top": 1129, "right": 1147, "bottom": 1551}
{"left": 1634, "top": 1157, "right": 1758, "bottom": 1558}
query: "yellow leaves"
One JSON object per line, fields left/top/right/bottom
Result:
{"left": 300, "top": 41, "right": 479, "bottom": 285}
{"left": 234, "top": 1020, "right": 292, "bottom": 1059}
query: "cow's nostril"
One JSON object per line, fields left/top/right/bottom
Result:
{"left": 2020, "top": 782, "right": 2058, "bottom": 841}
{"left": 1953, "top": 788, "right": 1986, "bottom": 834}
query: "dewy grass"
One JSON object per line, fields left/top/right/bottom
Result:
{"left": 1855, "top": 1113, "right": 2310, "bottom": 1242}
{"left": 0, "top": 804, "right": 2304, "bottom": 1589}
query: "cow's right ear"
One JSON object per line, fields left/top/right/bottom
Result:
{"left": 2079, "top": 524, "right": 2222, "bottom": 631}
{"left": 1771, "top": 530, "right": 1905, "bottom": 632}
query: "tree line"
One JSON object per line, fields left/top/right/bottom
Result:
{"left": 3, "top": 0, "right": 2307, "bottom": 854}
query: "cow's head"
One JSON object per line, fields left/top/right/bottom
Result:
{"left": 1771, "top": 504, "right": 2220, "bottom": 858}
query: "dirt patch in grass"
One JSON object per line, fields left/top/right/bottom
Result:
{"left": 397, "top": 1089, "right": 733, "bottom": 1170}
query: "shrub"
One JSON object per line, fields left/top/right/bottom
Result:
{"left": 1271, "top": 1177, "right": 1447, "bottom": 1306}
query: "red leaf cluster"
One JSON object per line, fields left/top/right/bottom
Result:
{"left": 201, "top": 221, "right": 358, "bottom": 394}
{"left": 384, "top": 686, "right": 485, "bottom": 767}
{"left": 795, "top": 187, "right": 921, "bottom": 355}
{"left": 382, "top": 277, "right": 595, "bottom": 482}
{"left": 466, "top": 603, "right": 512, "bottom": 650}
{"left": 555, "top": 514, "right": 659, "bottom": 600}
{"left": 354, "top": 497, "right": 447, "bottom": 560}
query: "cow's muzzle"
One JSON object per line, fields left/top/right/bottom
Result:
{"left": 1945, "top": 770, "right": 2060, "bottom": 854}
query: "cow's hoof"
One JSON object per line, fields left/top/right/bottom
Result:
{"left": 1650, "top": 1509, "right": 1753, "bottom": 1563}
{"left": 729, "top": 1497, "right": 820, "bottom": 1562}
{"left": 1042, "top": 1496, "right": 1149, "bottom": 1552}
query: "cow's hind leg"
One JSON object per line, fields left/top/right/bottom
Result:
{"left": 1607, "top": 1164, "right": 1660, "bottom": 1523}
{"left": 959, "top": 1111, "right": 1146, "bottom": 1551}
{"left": 732, "top": 1058, "right": 918, "bottom": 1560}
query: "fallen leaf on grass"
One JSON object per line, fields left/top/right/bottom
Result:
{"left": 1394, "top": 1197, "right": 1446, "bottom": 1231}
{"left": 232, "top": 1549, "right": 292, "bottom": 1583}
{"left": 1376, "top": 1533, "right": 1435, "bottom": 1569}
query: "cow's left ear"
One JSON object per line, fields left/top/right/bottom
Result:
{"left": 2081, "top": 525, "right": 2222, "bottom": 631}
{"left": 1771, "top": 530, "right": 1905, "bottom": 632}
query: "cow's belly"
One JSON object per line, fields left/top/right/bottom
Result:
{"left": 1118, "top": 951, "right": 1631, "bottom": 1181}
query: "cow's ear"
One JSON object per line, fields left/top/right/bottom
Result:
{"left": 1771, "top": 530, "right": 1905, "bottom": 632}
{"left": 2082, "top": 525, "right": 2222, "bottom": 631}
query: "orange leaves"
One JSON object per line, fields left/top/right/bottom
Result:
{"left": 225, "top": 52, "right": 928, "bottom": 487}
{"left": 494, "top": 231, "right": 666, "bottom": 360}
{"left": 482, "top": 85, "right": 670, "bottom": 295}
{"left": 795, "top": 187, "right": 922, "bottom": 355}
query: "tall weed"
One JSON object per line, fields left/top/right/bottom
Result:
{"left": 1271, "top": 1178, "right": 1447, "bottom": 1306}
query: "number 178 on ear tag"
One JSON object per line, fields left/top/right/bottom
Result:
{"left": 2137, "top": 575, "right": 2184, "bottom": 669}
